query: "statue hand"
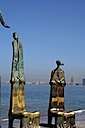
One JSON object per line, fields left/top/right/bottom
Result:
{"left": 17, "top": 77, "right": 25, "bottom": 84}
{"left": 10, "top": 78, "right": 18, "bottom": 83}
{"left": 51, "top": 80, "right": 56, "bottom": 84}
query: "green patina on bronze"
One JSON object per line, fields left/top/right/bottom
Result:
{"left": 8, "top": 32, "right": 26, "bottom": 128}
{"left": 10, "top": 32, "right": 26, "bottom": 113}
{"left": 8, "top": 32, "right": 40, "bottom": 128}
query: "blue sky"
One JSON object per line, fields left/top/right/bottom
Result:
{"left": 0, "top": 0, "right": 85, "bottom": 83}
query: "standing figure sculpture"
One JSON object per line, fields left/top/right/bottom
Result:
{"left": 0, "top": 10, "right": 10, "bottom": 28}
{"left": 8, "top": 32, "right": 26, "bottom": 128}
{"left": 48, "top": 60, "right": 66, "bottom": 125}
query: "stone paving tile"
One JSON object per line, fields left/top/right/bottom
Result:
{"left": 0, "top": 119, "right": 85, "bottom": 128}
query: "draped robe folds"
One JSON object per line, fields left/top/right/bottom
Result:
{"left": 49, "top": 68, "right": 66, "bottom": 109}
{"left": 10, "top": 39, "right": 26, "bottom": 113}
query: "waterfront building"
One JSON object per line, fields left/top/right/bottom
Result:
{"left": 71, "top": 77, "right": 75, "bottom": 85}
{"left": 82, "top": 79, "right": 85, "bottom": 85}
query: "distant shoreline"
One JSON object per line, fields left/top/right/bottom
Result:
{"left": 1, "top": 83, "right": 85, "bottom": 86}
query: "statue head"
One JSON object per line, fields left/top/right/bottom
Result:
{"left": 13, "top": 32, "right": 19, "bottom": 40}
{"left": 56, "top": 60, "right": 64, "bottom": 66}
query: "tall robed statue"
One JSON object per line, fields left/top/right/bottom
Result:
{"left": 10, "top": 32, "right": 26, "bottom": 113}
{"left": 0, "top": 10, "right": 10, "bottom": 28}
{"left": 8, "top": 32, "right": 40, "bottom": 128}
{"left": 8, "top": 32, "right": 26, "bottom": 128}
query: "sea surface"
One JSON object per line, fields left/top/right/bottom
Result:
{"left": 0, "top": 84, "right": 85, "bottom": 122}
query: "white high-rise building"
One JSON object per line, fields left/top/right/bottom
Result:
{"left": 71, "top": 77, "right": 75, "bottom": 85}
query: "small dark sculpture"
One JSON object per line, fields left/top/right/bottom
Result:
{"left": 0, "top": 10, "right": 10, "bottom": 28}
{"left": 48, "top": 60, "right": 66, "bottom": 125}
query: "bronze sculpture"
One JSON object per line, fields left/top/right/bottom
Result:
{"left": 10, "top": 32, "right": 26, "bottom": 113}
{"left": 0, "top": 10, "right": 10, "bottom": 28}
{"left": 8, "top": 32, "right": 26, "bottom": 128}
{"left": 48, "top": 60, "right": 66, "bottom": 125}
{"left": 48, "top": 61, "right": 76, "bottom": 127}
{"left": 8, "top": 32, "right": 40, "bottom": 128}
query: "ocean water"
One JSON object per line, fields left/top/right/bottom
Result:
{"left": 0, "top": 84, "right": 85, "bottom": 121}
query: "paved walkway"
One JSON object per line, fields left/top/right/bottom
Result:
{"left": 0, "top": 116, "right": 85, "bottom": 128}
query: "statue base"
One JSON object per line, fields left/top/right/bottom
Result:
{"left": 22, "top": 111, "right": 40, "bottom": 128}
{"left": 8, "top": 111, "right": 40, "bottom": 128}
{"left": 48, "top": 109, "right": 76, "bottom": 128}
